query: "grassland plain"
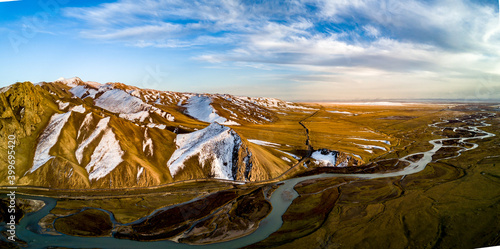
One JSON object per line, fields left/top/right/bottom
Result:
{"left": 246, "top": 105, "right": 500, "bottom": 249}
{"left": 1, "top": 100, "right": 498, "bottom": 248}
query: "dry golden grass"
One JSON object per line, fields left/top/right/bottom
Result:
{"left": 249, "top": 107, "right": 500, "bottom": 249}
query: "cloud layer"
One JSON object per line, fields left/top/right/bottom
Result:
{"left": 61, "top": 0, "right": 500, "bottom": 100}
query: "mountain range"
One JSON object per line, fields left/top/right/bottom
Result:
{"left": 0, "top": 77, "right": 358, "bottom": 189}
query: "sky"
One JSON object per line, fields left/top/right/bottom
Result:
{"left": 0, "top": 0, "right": 499, "bottom": 101}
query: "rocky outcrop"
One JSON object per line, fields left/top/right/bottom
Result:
{"left": 0, "top": 82, "right": 44, "bottom": 138}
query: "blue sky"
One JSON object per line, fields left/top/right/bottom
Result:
{"left": 1, "top": 0, "right": 499, "bottom": 101}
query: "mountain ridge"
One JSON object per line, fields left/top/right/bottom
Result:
{"left": 0, "top": 78, "right": 359, "bottom": 189}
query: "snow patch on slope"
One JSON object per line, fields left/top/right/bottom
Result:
{"left": 137, "top": 166, "right": 144, "bottom": 181}
{"left": 78, "top": 113, "right": 93, "bottom": 139}
{"left": 327, "top": 110, "right": 353, "bottom": 115}
{"left": 71, "top": 105, "right": 86, "bottom": 113}
{"left": 147, "top": 123, "right": 166, "bottom": 129}
{"left": 353, "top": 143, "right": 387, "bottom": 151}
{"left": 94, "top": 89, "right": 175, "bottom": 124}
{"left": 143, "top": 128, "right": 154, "bottom": 156}
{"left": 184, "top": 95, "right": 239, "bottom": 126}
{"left": 234, "top": 95, "right": 315, "bottom": 111}
{"left": 85, "top": 128, "right": 124, "bottom": 181}
{"left": 30, "top": 112, "right": 72, "bottom": 173}
{"left": 167, "top": 123, "right": 242, "bottom": 180}
{"left": 277, "top": 149, "right": 301, "bottom": 160}
{"left": 95, "top": 89, "right": 149, "bottom": 114}
{"left": 69, "top": 85, "right": 98, "bottom": 99}
{"left": 69, "top": 85, "right": 88, "bottom": 98}
{"left": 351, "top": 137, "right": 391, "bottom": 145}
{"left": 152, "top": 107, "right": 175, "bottom": 121}
{"left": 56, "top": 100, "right": 70, "bottom": 110}
{"left": 56, "top": 77, "right": 81, "bottom": 87}
{"left": 0, "top": 85, "right": 11, "bottom": 94}
{"left": 75, "top": 117, "right": 110, "bottom": 164}
{"left": 248, "top": 139, "right": 280, "bottom": 148}
{"left": 120, "top": 111, "right": 150, "bottom": 123}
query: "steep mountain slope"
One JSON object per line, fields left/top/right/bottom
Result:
{"left": 165, "top": 122, "right": 293, "bottom": 182}
{"left": 1, "top": 78, "right": 322, "bottom": 189}
{"left": 0, "top": 82, "right": 44, "bottom": 137}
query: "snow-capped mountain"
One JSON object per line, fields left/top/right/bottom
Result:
{"left": 0, "top": 77, "right": 314, "bottom": 188}
{"left": 167, "top": 123, "right": 253, "bottom": 181}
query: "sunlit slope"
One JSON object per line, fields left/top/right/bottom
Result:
{"left": 0, "top": 78, "right": 316, "bottom": 188}
{"left": 302, "top": 104, "right": 460, "bottom": 163}
{"left": 0, "top": 82, "right": 56, "bottom": 187}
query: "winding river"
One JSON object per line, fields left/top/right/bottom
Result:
{"left": 1, "top": 113, "right": 496, "bottom": 249}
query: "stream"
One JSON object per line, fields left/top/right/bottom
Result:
{"left": 1, "top": 113, "right": 496, "bottom": 249}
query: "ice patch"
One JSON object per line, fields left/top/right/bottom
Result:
{"left": 167, "top": 123, "right": 241, "bottom": 180}
{"left": 311, "top": 149, "right": 337, "bottom": 167}
{"left": 75, "top": 117, "right": 110, "bottom": 164}
{"left": 248, "top": 139, "right": 281, "bottom": 148}
{"left": 85, "top": 128, "right": 124, "bottom": 181}
{"left": 30, "top": 112, "right": 72, "bottom": 173}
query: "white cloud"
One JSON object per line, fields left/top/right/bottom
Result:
{"left": 82, "top": 23, "right": 181, "bottom": 40}
{"left": 60, "top": 0, "right": 500, "bottom": 100}
{"left": 362, "top": 25, "right": 379, "bottom": 38}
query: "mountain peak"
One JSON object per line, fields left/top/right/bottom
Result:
{"left": 55, "top": 77, "right": 82, "bottom": 86}
{"left": 0, "top": 78, "right": 317, "bottom": 188}
{"left": 55, "top": 77, "right": 102, "bottom": 89}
